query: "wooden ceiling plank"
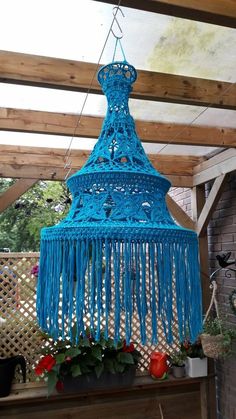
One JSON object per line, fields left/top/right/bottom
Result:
{"left": 0, "top": 144, "right": 198, "bottom": 185}
{"left": 193, "top": 149, "right": 236, "bottom": 172}
{"left": 166, "top": 195, "right": 195, "bottom": 230}
{"left": 0, "top": 51, "right": 235, "bottom": 109}
{"left": 0, "top": 178, "right": 38, "bottom": 213}
{"left": 197, "top": 174, "right": 227, "bottom": 236}
{"left": 0, "top": 151, "right": 199, "bottom": 176}
{"left": 0, "top": 163, "right": 192, "bottom": 187}
{"left": 93, "top": 0, "right": 236, "bottom": 28}
{"left": 1, "top": 107, "right": 236, "bottom": 148}
{"left": 193, "top": 149, "right": 236, "bottom": 185}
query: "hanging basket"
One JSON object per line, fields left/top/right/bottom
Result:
{"left": 200, "top": 333, "right": 229, "bottom": 359}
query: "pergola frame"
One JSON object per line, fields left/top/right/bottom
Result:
{"left": 1, "top": 2, "right": 236, "bottom": 417}
{"left": 0, "top": 47, "right": 235, "bottom": 241}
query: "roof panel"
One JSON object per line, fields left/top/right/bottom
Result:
{"left": 0, "top": 83, "right": 235, "bottom": 129}
{"left": 0, "top": 131, "right": 220, "bottom": 157}
{"left": 0, "top": 0, "right": 235, "bottom": 81}
{"left": 0, "top": 0, "right": 235, "bottom": 159}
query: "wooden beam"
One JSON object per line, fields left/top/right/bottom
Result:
{"left": 0, "top": 178, "right": 38, "bottom": 213}
{"left": 0, "top": 163, "right": 192, "bottom": 187}
{"left": 0, "top": 144, "right": 201, "bottom": 176}
{"left": 197, "top": 174, "right": 227, "bottom": 237}
{"left": 1, "top": 107, "right": 236, "bottom": 148}
{"left": 0, "top": 51, "right": 235, "bottom": 110}
{"left": 166, "top": 194, "right": 195, "bottom": 230}
{"left": 193, "top": 149, "right": 236, "bottom": 185}
{"left": 94, "top": 0, "right": 236, "bottom": 28}
{"left": 0, "top": 145, "right": 196, "bottom": 187}
{"left": 191, "top": 184, "right": 217, "bottom": 419}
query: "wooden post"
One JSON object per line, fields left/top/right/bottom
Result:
{"left": 192, "top": 185, "right": 211, "bottom": 311}
{"left": 191, "top": 185, "right": 217, "bottom": 419}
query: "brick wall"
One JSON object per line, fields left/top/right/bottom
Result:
{"left": 170, "top": 172, "right": 236, "bottom": 419}
{"left": 169, "top": 187, "right": 192, "bottom": 218}
{"left": 207, "top": 172, "right": 236, "bottom": 419}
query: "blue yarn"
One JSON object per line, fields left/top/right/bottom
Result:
{"left": 150, "top": 243, "right": 157, "bottom": 344}
{"left": 140, "top": 243, "right": 147, "bottom": 344}
{"left": 113, "top": 241, "right": 121, "bottom": 343}
{"left": 104, "top": 239, "right": 111, "bottom": 339}
{"left": 37, "top": 60, "right": 202, "bottom": 344}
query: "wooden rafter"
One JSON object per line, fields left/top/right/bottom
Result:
{"left": 197, "top": 174, "right": 227, "bottom": 237}
{"left": 0, "top": 145, "right": 199, "bottom": 187}
{"left": 0, "top": 51, "right": 235, "bottom": 110}
{"left": 166, "top": 195, "right": 195, "bottom": 230}
{"left": 0, "top": 178, "right": 38, "bottom": 213}
{"left": 1, "top": 107, "right": 236, "bottom": 148}
{"left": 0, "top": 163, "right": 191, "bottom": 187}
{"left": 94, "top": 0, "right": 236, "bottom": 28}
{"left": 0, "top": 163, "right": 193, "bottom": 188}
{"left": 193, "top": 149, "right": 236, "bottom": 186}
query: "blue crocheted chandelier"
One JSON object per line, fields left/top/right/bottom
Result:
{"left": 37, "top": 60, "right": 202, "bottom": 345}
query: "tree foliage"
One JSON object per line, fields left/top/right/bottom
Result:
{"left": 0, "top": 179, "right": 70, "bottom": 252}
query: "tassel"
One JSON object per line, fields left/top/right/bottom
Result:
{"left": 37, "top": 235, "right": 202, "bottom": 345}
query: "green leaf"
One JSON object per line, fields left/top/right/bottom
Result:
{"left": 83, "top": 354, "right": 96, "bottom": 366}
{"left": 97, "top": 337, "right": 106, "bottom": 347}
{"left": 65, "top": 347, "right": 81, "bottom": 358}
{"left": 115, "top": 362, "right": 125, "bottom": 373}
{"left": 107, "top": 338, "right": 116, "bottom": 349}
{"left": 95, "top": 363, "right": 104, "bottom": 378}
{"left": 116, "top": 341, "right": 124, "bottom": 350}
{"left": 91, "top": 346, "right": 102, "bottom": 361}
{"left": 117, "top": 352, "right": 134, "bottom": 365}
{"left": 104, "top": 358, "right": 115, "bottom": 374}
{"left": 71, "top": 364, "right": 82, "bottom": 377}
{"left": 47, "top": 370, "right": 58, "bottom": 396}
{"left": 55, "top": 353, "right": 66, "bottom": 364}
{"left": 80, "top": 364, "right": 91, "bottom": 374}
{"left": 80, "top": 337, "right": 90, "bottom": 347}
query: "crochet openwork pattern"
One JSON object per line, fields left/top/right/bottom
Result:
{"left": 37, "top": 61, "right": 202, "bottom": 345}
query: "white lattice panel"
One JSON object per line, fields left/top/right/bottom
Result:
{"left": 0, "top": 252, "right": 179, "bottom": 381}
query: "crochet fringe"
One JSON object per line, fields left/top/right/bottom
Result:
{"left": 37, "top": 237, "right": 202, "bottom": 345}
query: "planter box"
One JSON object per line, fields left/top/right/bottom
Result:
{"left": 186, "top": 357, "right": 207, "bottom": 378}
{"left": 0, "top": 356, "right": 26, "bottom": 397}
{"left": 62, "top": 366, "right": 136, "bottom": 394}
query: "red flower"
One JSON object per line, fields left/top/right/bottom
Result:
{"left": 35, "top": 365, "right": 44, "bottom": 376}
{"left": 36, "top": 355, "right": 56, "bottom": 373}
{"left": 122, "top": 341, "right": 135, "bottom": 353}
{"left": 31, "top": 264, "right": 39, "bottom": 277}
{"left": 183, "top": 340, "right": 190, "bottom": 350}
{"left": 65, "top": 356, "right": 72, "bottom": 362}
{"left": 56, "top": 380, "right": 64, "bottom": 392}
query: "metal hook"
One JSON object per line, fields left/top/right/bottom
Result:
{"left": 111, "top": 6, "right": 125, "bottom": 40}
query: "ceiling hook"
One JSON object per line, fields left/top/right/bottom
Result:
{"left": 111, "top": 6, "right": 125, "bottom": 40}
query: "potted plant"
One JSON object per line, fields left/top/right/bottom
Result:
{"left": 170, "top": 350, "right": 186, "bottom": 378}
{"left": 181, "top": 338, "right": 207, "bottom": 378}
{"left": 200, "top": 317, "right": 236, "bottom": 359}
{"left": 34, "top": 329, "right": 141, "bottom": 395}
{"left": 0, "top": 355, "right": 26, "bottom": 397}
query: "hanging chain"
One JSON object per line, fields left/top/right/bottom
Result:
{"left": 203, "top": 268, "right": 222, "bottom": 334}
{"left": 111, "top": 6, "right": 124, "bottom": 39}
{"left": 64, "top": 1, "right": 124, "bottom": 180}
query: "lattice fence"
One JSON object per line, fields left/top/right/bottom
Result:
{"left": 0, "top": 252, "right": 179, "bottom": 382}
